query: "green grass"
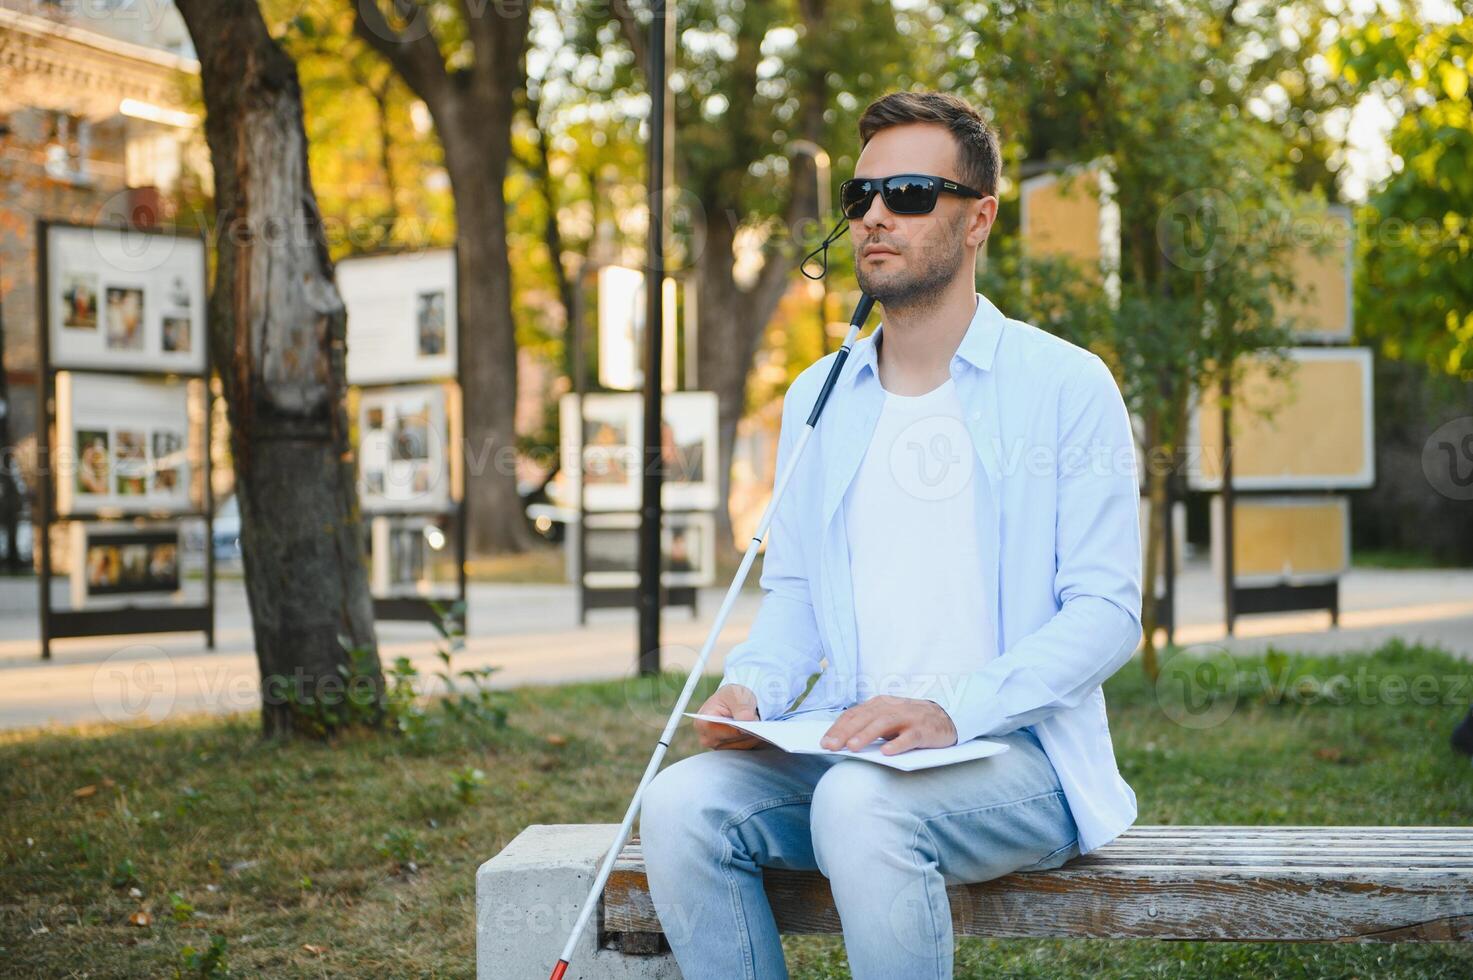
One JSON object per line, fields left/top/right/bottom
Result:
{"left": 2, "top": 639, "right": 1471, "bottom": 977}
{"left": 1351, "top": 547, "right": 1472, "bottom": 570}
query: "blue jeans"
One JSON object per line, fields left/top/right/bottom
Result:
{"left": 638, "top": 725, "right": 1080, "bottom": 979}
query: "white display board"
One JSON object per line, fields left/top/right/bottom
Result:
{"left": 582, "top": 510, "right": 716, "bottom": 588}
{"left": 69, "top": 521, "right": 183, "bottom": 608}
{"left": 556, "top": 390, "right": 719, "bottom": 511}
{"left": 1210, "top": 494, "right": 1350, "bottom": 587}
{"left": 339, "top": 248, "right": 458, "bottom": 385}
{"left": 1186, "top": 347, "right": 1375, "bottom": 491}
{"left": 598, "top": 266, "right": 645, "bottom": 391}
{"left": 357, "top": 383, "right": 454, "bottom": 513}
{"left": 54, "top": 372, "right": 192, "bottom": 515}
{"left": 46, "top": 223, "right": 207, "bottom": 374}
{"left": 597, "top": 265, "right": 681, "bottom": 392}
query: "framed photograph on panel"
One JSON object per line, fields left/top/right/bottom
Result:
{"left": 45, "top": 223, "right": 206, "bottom": 374}
{"left": 54, "top": 372, "right": 193, "bottom": 515}
{"left": 581, "top": 511, "right": 715, "bottom": 588}
{"left": 1210, "top": 495, "right": 1350, "bottom": 587}
{"left": 339, "top": 248, "right": 458, "bottom": 385}
{"left": 357, "top": 383, "right": 454, "bottom": 513}
{"left": 69, "top": 522, "right": 183, "bottom": 608}
{"left": 1186, "top": 347, "right": 1374, "bottom": 491}
{"left": 368, "top": 515, "right": 458, "bottom": 598}
{"left": 556, "top": 391, "right": 717, "bottom": 511}
{"left": 659, "top": 391, "right": 719, "bottom": 510}
{"left": 557, "top": 392, "right": 643, "bottom": 512}
{"left": 663, "top": 511, "right": 716, "bottom": 587}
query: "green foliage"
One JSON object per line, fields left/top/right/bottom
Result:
{"left": 380, "top": 599, "right": 510, "bottom": 753}
{"left": 1333, "top": 15, "right": 1473, "bottom": 379}
{"left": 260, "top": 0, "right": 455, "bottom": 259}
{"left": 168, "top": 892, "right": 196, "bottom": 924}
{"left": 427, "top": 599, "right": 510, "bottom": 732}
{"left": 267, "top": 639, "right": 386, "bottom": 739}
{"left": 175, "top": 934, "right": 229, "bottom": 979}
{"left": 109, "top": 858, "right": 139, "bottom": 890}
{"left": 451, "top": 765, "right": 487, "bottom": 805}
{"left": 375, "top": 827, "right": 427, "bottom": 871}
{"left": 263, "top": 599, "right": 507, "bottom": 745}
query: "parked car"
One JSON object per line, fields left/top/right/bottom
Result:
{"left": 213, "top": 494, "right": 241, "bottom": 561}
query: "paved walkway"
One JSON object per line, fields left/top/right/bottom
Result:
{"left": 1, "top": 560, "right": 1470, "bottom": 732}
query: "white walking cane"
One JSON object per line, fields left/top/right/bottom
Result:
{"left": 549, "top": 292, "right": 876, "bottom": 979}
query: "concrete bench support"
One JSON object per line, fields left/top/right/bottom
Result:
{"left": 476, "top": 824, "right": 681, "bottom": 980}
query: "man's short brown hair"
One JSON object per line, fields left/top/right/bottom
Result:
{"left": 858, "top": 91, "right": 1002, "bottom": 198}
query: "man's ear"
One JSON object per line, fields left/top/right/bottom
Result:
{"left": 968, "top": 196, "right": 998, "bottom": 249}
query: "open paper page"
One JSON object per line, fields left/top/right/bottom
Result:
{"left": 684, "top": 708, "right": 1010, "bottom": 772}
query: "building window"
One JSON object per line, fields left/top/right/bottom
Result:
{"left": 44, "top": 112, "right": 93, "bottom": 186}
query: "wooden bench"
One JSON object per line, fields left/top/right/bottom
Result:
{"left": 477, "top": 824, "right": 1473, "bottom": 978}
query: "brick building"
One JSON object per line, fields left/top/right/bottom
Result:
{"left": 0, "top": 0, "right": 202, "bottom": 561}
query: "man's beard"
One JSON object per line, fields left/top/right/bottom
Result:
{"left": 855, "top": 213, "right": 967, "bottom": 312}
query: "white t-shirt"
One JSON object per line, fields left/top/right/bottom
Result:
{"left": 843, "top": 374, "right": 997, "bottom": 707}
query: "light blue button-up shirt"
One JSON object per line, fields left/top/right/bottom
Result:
{"left": 721, "top": 291, "right": 1143, "bottom": 854}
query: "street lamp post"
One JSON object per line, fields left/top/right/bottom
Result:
{"left": 637, "top": 0, "right": 671, "bottom": 676}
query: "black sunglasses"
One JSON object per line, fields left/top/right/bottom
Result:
{"left": 839, "top": 173, "right": 986, "bottom": 218}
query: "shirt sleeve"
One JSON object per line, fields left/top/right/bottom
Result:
{"left": 926, "top": 353, "right": 1144, "bottom": 745}
{"left": 720, "top": 382, "right": 827, "bottom": 722}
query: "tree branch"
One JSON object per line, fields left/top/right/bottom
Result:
{"left": 609, "top": 0, "right": 651, "bottom": 82}
{"left": 351, "top": 0, "right": 450, "bottom": 113}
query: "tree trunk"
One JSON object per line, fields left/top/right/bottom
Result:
{"left": 350, "top": 1, "right": 538, "bottom": 559}
{"left": 442, "top": 107, "right": 542, "bottom": 558}
{"left": 176, "top": 0, "right": 381, "bottom": 739}
{"left": 1139, "top": 406, "right": 1167, "bottom": 681}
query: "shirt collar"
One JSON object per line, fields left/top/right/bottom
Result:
{"left": 842, "top": 291, "right": 1007, "bottom": 389}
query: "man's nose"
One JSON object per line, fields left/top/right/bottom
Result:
{"left": 857, "top": 192, "right": 894, "bottom": 230}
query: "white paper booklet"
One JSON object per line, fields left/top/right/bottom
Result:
{"left": 683, "top": 708, "right": 1010, "bottom": 772}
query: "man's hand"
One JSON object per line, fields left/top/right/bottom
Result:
{"left": 819, "top": 696, "right": 958, "bottom": 755}
{"left": 693, "top": 684, "right": 765, "bottom": 751}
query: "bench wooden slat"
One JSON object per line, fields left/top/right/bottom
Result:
{"left": 1118, "top": 825, "right": 1473, "bottom": 833}
{"left": 605, "top": 826, "right": 1473, "bottom": 944}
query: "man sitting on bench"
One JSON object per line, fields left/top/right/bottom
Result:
{"left": 639, "top": 90, "right": 1145, "bottom": 979}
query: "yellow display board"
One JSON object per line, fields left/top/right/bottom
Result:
{"left": 1210, "top": 495, "right": 1349, "bottom": 586}
{"left": 1274, "top": 205, "right": 1353, "bottom": 341}
{"left": 1020, "top": 167, "right": 1110, "bottom": 268}
{"left": 1190, "top": 347, "right": 1374, "bottom": 490}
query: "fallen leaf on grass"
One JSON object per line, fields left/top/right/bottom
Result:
{"left": 128, "top": 911, "right": 151, "bottom": 928}
{"left": 545, "top": 734, "right": 567, "bottom": 747}
{"left": 73, "top": 785, "right": 98, "bottom": 799}
{"left": 302, "top": 943, "right": 327, "bottom": 955}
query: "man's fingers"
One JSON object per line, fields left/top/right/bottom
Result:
{"left": 823, "top": 707, "right": 902, "bottom": 751}
{"left": 842, "top": 713, "right": 903, "bottom": 751}
{"left": 694, "top": 716, "right": 762, "bottom": 751}
{"left": 881, "top": 728, "right": 919, "bottom": 755}
{"left": 820, "top": 702, "right": 877, "bottom": 748}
